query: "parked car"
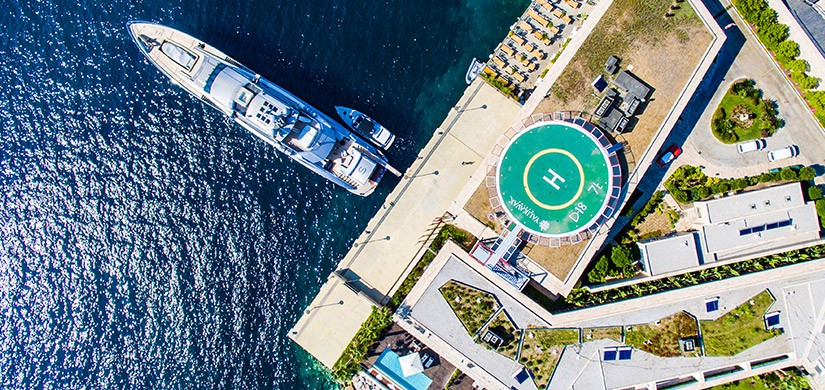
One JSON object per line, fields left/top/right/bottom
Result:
{"left": 737, "top": 139, "right": 767, "bottom": 154}
{"left": 656, "top": 145, "right": 682, "bottom": 167}
{"left": 767, "top": 145, "right": 799, "bottom": 162}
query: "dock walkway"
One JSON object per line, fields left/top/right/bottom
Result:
{"left": 289, "top": 79, "right": 521, "bottom": 368}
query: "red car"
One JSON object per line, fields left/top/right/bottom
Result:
{"left": 656, "top": 145, "right": 682, "bottom": 167}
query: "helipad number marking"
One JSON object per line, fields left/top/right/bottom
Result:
{"left": 523, "top": 148, "right": 585, "bottom": 211}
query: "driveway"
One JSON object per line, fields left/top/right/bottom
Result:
{"left": 665, "top": 0, "right": 825, "bottom": 180}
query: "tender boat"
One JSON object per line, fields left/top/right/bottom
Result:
{"left": 127, "top": 21, "right": 399, "bottom": 196}
{"left": 465, "top": 57, "right": 484, "bottom": 84}
{"left": 335, "top": 107, "right": 396, "bottom": 150}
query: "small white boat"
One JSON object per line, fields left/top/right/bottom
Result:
{"left": 335, "top": 107, "right": 396, "bottom": 150}
{"left": 465, "top": 57, "right": 484, "bottom": 84}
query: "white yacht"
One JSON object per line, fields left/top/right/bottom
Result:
{"left": 127, "top": 22, "right": 399, "bottom": 196}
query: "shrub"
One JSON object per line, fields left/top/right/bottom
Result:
{"left": 733, "top": 178, "right": 749, "bottom": 190}
{"left": 694, "top": 186, "right": 711, "bottom": 199}
{"left": 817, "top": 199, "right": 825, "bottom": 228}
{"left": 808, "top": 186, "right": 823, "bottom": 201}
{"left": 787, "top": 59, "right": 809, "bottom": 73}
{"left": 671, "top": 189, "right": 690, "bottom": 204}
{"left": 799, "top": 167, "right": 816, "bottom": 181}
{"left": 711, "top": 182, "right": 730, "bottom": 194}
{"left": 791, "top": 71, "right": 820, "bottom": 90}
{"left": 332, "top": 307, "right": 394, "bottom": 382}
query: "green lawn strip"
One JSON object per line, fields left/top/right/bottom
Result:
{"left": 624, "top": 311, "right": 699, "bottom": 357}
{"left": 439, "top": 281, "right": 500, "bottom": 336}
{"left": 389, "top": 225, "right": 476, "bottom": 308}
{"left": 482, "top": 310, "right": 521, "bottom": 360}
{"left": 701, "top": 290, "right": 781, "bottom": 356}
{"left": 519, "top": 328, "right": 580, "bottom": 389}
{"left": 583, "top": 327, "right": 623, "bottom": 343}
{"left": 331, "top": 307, "right": 394, "bottom": 382}
{"left": 708, "top": 368, "right": 810, "bottom": 389}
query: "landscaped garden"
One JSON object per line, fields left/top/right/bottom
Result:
{"left": 483, "top": 310, "right": 521, "bottom": 360}
{"left": 711, "top": 80, "right": 779, "bottom": 143}
{"left": 710, "top": 367, "right": 810, "bottom": 389}
{"left": 701, "top": 290, "right": 781, "bottom": 356}
{"left": 583, "top": 327, "right": 623, "bottom": 342}
{"left": 439, "top": 281, "right": 500, "bottom": 336}
{"left": 624, "top": 311, "right": 699, "bottom": 357}
{"left": 664, "top": 164, "right": 815, "bottom": 205}
{"left": 519, "top": 328, "right": 580, "bottom": 389}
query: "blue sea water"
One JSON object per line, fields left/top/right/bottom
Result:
{"left": 0, "top": 0, "right": 527, "bottom": 388}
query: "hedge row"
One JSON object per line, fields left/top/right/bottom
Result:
{"left": 665, "top": 165, "right": 814, "bottom": 204}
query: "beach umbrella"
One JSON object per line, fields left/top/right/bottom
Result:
{"left": 398, "top": 352, "right": 424, "bottom": 377}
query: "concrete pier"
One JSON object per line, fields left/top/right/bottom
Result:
{"left": 289, "top": 79, "right": 521, "bottom": 369}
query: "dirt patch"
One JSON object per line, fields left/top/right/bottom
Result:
{"left": 523, "top": 241, "right": 588, "bottom": 281}
{"left": 534, "top": 0, "right": 713, "bottom": 170}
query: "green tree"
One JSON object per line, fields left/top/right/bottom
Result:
{"left": 758, "top": 23, "right": 789, "bottom": 49}
{"left": 588, "top": 255, "right": 610, "bottom": 284}
{"left": 733, "top": 178, "right": 749, "bottom": 190}
{"left": 787, "top": 59, "right": 809, "bottom": 73}
{"left": 712, "top": 182, "right": 730, "bottom": 194}
{"left": 755, "top": 7, "right": 778, "bottom": 29}
{"left": 808, "top": 186, "right": 823, "bottom": 201}
{"left": 611, "top": 245, "right": 637, "bottom": 278}
{"left": 799, "top": 166, "right": 816, "bottom": 181}
{"left": 775, "top": 40, "right": 800, "bottom": 63}
{"left": 780, "top": 167, "right": 798, "bottom": 181}
{"left": 671, "top": 189, "right": 689, "bottom": 204}
{"left": 791, "top": 71, "right": 820, "bottom": 90}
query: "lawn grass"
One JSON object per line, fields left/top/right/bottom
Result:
{"left": 483, "top": 310, "right": 521, "bottom": 360}
{"left": 625, "top": 311, "right": 699, "bottom": 357}
{"left": 583, "top": 327, "right": 623, "bottom": 342}
{"left": 439, "top": 281, "right": 500, "bottom": 336}
{"left": 701, "top": 290, "right": 781, "bottom": 356}
{"left": 520, "top": 328, "right": 580, "bottom": 388}
{"left": 711, "top": 80, "right": 776, "bottom": 144}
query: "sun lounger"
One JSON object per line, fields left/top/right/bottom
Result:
{"left": 562, "top": 14, "right": 573, "bottom": 24}
{"left": 517, "top": 20, "right": 534, "bottom": 32}
{"left": 534, "top": 51, "right": 546, "bottom": 60}
{"left": 565, "top": 0, "right": 580, "bottom": 8}
{"left": 510, "top": 34, "right": 526, "bottom": 46}
{"left": 537, "top": 0, "right": 554, "bottom": 12}
{"left": 500, "top": 44, "right": 516, "bottom": 57}
{"left": 513, "top": 72, "right": 526, "bottom": 83}
{"left": 493, "top": 56, "right": 507, "bottom": 68}
{"left": 533, "top": 31, "right": 552, "bottom": 45}
{"left": 548, "top": 25, "right": 560, "bottom": 34}
{"left": 527, "top": 9, "right": 551, "bottom": 27}
{"left": 483, "top": 66, "right": 497, "bottom": 78}
{"left": 552, "top": 9, "right": 564, "bottom": 18}
{"left": 523, "top": 42, "right": 537, "bottom": 53}
{"left": 527, "top": 62, "right": 539, "bottom": 71}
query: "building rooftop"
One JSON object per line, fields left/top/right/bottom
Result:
{"left": 614, "top": 70, "right": 651, "bottom": 101}
{"left": 638, "top": 232, "right": 703, "bottom": 276}
{"left": 694, "top": 182, "right": 806, "bottom": 224}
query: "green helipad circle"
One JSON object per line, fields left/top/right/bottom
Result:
{"left": 497, "top": 121, "right": 612, "bottom": 237}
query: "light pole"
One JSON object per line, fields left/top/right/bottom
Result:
{"left": 353, "top": 235, "right": 391, "bottom": 247}
{"left": 305, "top": 300, "right": 345, "bottom": 314}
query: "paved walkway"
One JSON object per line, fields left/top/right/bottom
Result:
{"left": 518, "top": 0, "right": 615, "bottom": 117}
{"left": 289, "top": 80, "right": 521, "bottom": 368}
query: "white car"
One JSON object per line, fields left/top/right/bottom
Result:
{"left": 767, "top": 145, "right": 799, "bottom": 162}
{"left": 737, "top": 139, "right": 767, "bottom": 154}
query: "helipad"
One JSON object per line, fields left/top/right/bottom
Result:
{"left": 496, "top": 120, "right": 616, "bottom": 238}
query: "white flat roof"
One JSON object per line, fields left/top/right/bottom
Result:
{"left": 638, "top": 233, "right": 702, "bottom": 276}
{"left": 694, "top": 183, "right": 805, "bottom": 224}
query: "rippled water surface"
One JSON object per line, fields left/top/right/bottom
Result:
{"left": 0, "top": 0, "right": 527, "bottom": 387}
